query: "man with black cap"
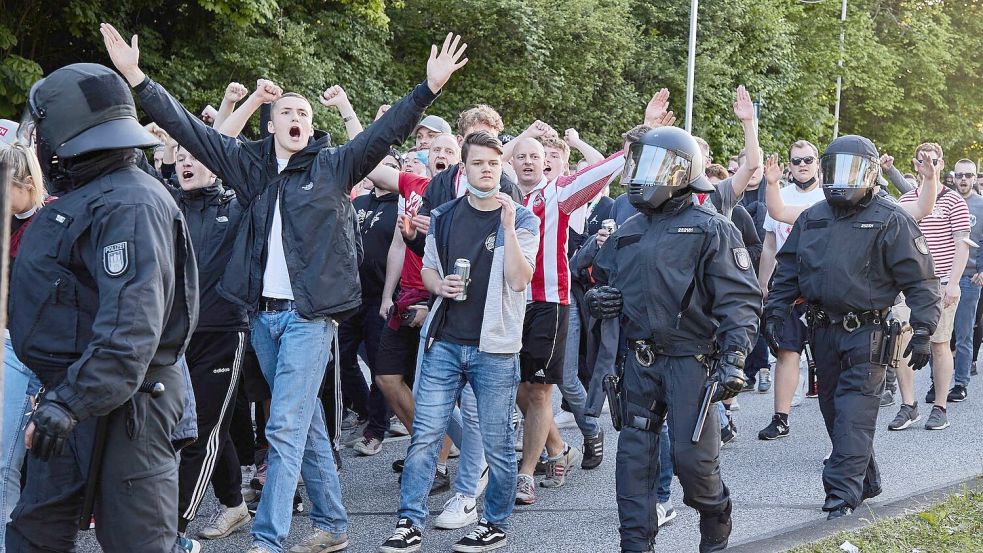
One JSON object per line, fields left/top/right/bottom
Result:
{"left": 7, "top": 63, "right": 197, "bottom": 552}
{"left": 587, "top": 126, "right": 762, "bottom": 553}
{"left": 763, "top": 134, "right": 942, "bottom": 520}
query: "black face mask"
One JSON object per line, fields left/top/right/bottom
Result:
{"left": 792, "top": 176, "right": 817, "bottom": 190}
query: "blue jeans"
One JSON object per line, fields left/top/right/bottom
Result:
{"left": 558, "top": 303, "right": 601, "bottom": 437}
{"left": 250, "top": 311, "right": 347, "bottom": 552}
{"left": 400, "top": 340, "right": 519, "bottom": 528}
{"left": 1, "top": 339, "right": 41, "bottom": 544}
{"left": 414, "top": 338, "right": 487, "bottom": 498}
{"left": 656, "top": 423, "right": 673, "bottom": 504}
{"left": 954, "top": 275, "right": 982, "bottom": 387}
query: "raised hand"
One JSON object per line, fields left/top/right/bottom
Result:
{"left": 523, "top": 120, "right": 552, "bottom": 139}
{"left": 375, "top": 104, "right": 391, "bottom": 121}
{"left": 200, "top": 105, "right": 218, "bottom": 124}
{"left": 319, "top": 85, "right": 350, "bottom": 110}
{"left": 99, "top": 23, "right": 144, "bottom": 86}
{"left": 764, "top": 153, "right": 784, "bottom": 186}
{"left": 914, "top": 151, "right": 942, "bottom": 183}
{"left": 733, "top": 85, "right": 755, "bottom": 122}
{"left": 651, "top": 111, "right": 676, "bottom": 129}
{"left": 426, "top": 32, "right": 469, "bottom": 94}
{"left": 224, "top": 82, "right": 249, "bottom": 104}
{"left": 879, "top": 154, "right": 895, "bottom": 171}
{"left": 644, "top": 88, "right": 670, "bottom": 127}
{"left": 564, "top": 128, "right": 580, "bottom": 145}
{"left": 253, "top": 79, "right": 282, "bottom": 104}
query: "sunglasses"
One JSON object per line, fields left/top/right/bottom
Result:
{"left": 954, "top": 172, "right": 976, "bottom": 180}
{"left": 790, "top": 156, "right": 815, "bottom": 166}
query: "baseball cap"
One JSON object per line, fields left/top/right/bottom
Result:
{"left": 0, "top": 119, "right": 18, "bottom": 145}
{"left": 414, "top": 115, "right": 452, "bottom": 135}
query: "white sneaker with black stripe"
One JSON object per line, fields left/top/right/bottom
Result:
{"left": 451, "top": 519, "right": 507, "bottom": 552}
{"left": 378, "top": 519, "right": 422, "bottom": 553}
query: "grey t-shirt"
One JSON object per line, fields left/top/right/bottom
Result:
{"left": 963, "top": 191, "right": 983, "bottom": 276}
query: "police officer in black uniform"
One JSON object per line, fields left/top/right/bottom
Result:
{"left": 586, "top": 127, "right": 762, "bottom": 553}
{"left": 8, "top": 63, "right": 197, "bottom": 552}
{"left": 764, "top": 135, "right": 941, "bottom": 520}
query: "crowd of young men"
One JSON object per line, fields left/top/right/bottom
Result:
{"left": 2, "top": 21, "right": 980, "bottom": 553}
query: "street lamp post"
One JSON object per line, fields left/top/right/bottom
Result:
{"left": 801, "top": 0, "right": 848, "bottom": 139}
{"left": 685, "top": 0, "right": 698, "bottom": 133}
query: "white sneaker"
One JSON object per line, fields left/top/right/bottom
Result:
{"left": 354, "top": 436, "right": 383, "bottom": 456}
{"left": 475, "top": 465, "right": 490, "bottom": 498}
{"left": 389, "top": 417, "right": 410, "bottom": 437}
{"left": 241, "top": 487, "right": 259, "bottom": 503}
{"left": 197, "top": 501, "right": 250, "bottom": 539}
{"left": 448, "top": 444, "right": 461, "bottom": 458}
{"left": 434, "top": 493, "right": 479, "bottom": 529}
{"left": 553, "top": 410, "right": 577, "bottom": 429}
{"left": 657, "top": 500, "right": 677, "bottom": 527}
{"left": 728, "top": 398, "right": 740, "bottom": 412}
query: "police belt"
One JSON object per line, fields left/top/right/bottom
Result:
{"left": 806, "top": 305, "right": 888, "bottom": 332}
{"left": 628, "top": 338, "right": 715, "bottom": 367}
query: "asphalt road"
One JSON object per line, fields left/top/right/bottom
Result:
{"left": 77, "top": 365, "right": 983, "bottom": 553}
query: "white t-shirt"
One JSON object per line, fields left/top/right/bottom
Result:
{"left": 262, "top": 159, "right": 294, "bottom": 299}
{"left": 763, "top": 183, "right": 826, "bottom": 251}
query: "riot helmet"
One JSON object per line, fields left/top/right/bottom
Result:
{"left": 18, "top": 63, "right": 158, "bottom": 177}
{"left": 624, "top": 126, "right": 714, "bottom": 212}
{"left": 820, "top": 135, "right": 880, "bottom": 208}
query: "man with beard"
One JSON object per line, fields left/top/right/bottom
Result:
{"left": 947, "top": 160, "right": 983, "bottom": 402}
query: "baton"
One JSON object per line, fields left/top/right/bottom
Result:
{"left": 79, "top": 381, "right": 165, "bottom": 530}
{"left": 804, "top": 340, "right": 818, "bottom": 398}
{"left": 692, "top": 380, "right": 717, "bottom": 444}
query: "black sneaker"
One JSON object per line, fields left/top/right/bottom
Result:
{"left": 888, "top": 403, "right": 921, "bottom": 431}
{"left": 925, "top": 385, "right": 936, "bottom": 404}
{"left": 293, "top": 489, "right": 305, "bottom": 515}
{"left": 972, "top": 362, "right": 978, "bottom": 376}
{"left": 429, "top": 469, "right": 450, "bottom": 496}
{"left": 826, "top": 504, "right": 853, "bottom": 520}
{"left": 947, "top": 384, "right": 968, "bottom": 403}
{"left": 757, "top": 414, "right": 789, "bottom": 440}
{"left": 378, "top": 519, "right": 422, "bottom": 553}
{"left": 742, "top": 377, "right": 756, "bottom": 391}
{"left": 720, "top": 419, "right": 737, "bottom": 447}
{"left": 451, "top": 519, "right": 507, "bottom": 552}
{"left": 698, "top": 502, "right": 732, "bottom": 553}
{"left": 582, "top": 430, "right": 604, "bottom": 470}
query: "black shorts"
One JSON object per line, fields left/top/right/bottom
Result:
{"left": 375, "top": 319, "right": 421, "bottom": 381}
{"left": 520, "top": 302, "right": 569, "bottom": 384}
{"left": 777, "top": 303, "right": 809, "bottom": 353}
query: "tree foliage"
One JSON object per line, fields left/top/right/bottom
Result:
{"left": 2, "top": 0, "right": 981, "bottom": 163}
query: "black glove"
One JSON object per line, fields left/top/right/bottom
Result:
{"left": 712, "top": 350, "right": 747, "bottom": 402}
{"left": 28, "top": 400, "right": 77, "bottom": 461}
{"left": 904, "top": 325, "right": 932, "bottom": 371}
{"left": 763, "top": 315, "right": 784, "bottom": 354}
{"left": 585, "top": 285, "right": 623, "bottom": 319}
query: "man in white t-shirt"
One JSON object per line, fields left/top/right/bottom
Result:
{"left": 757, "top": 140, "right": 827, "bottom": 441}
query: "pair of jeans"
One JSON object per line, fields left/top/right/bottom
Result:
{"left": 400, "top": 340, "right": 519, "bottom": 529}
{"left": 414, "top": 338, "right": 487, "bottom": 498}
{"left": 250, "top": 310, "right": 347, "bottom": 552}
{"left": 0, "top": 339, "right": 41, "bottom": 545}
{"left": 557, "top": 303, "right": 601, "bottom": 438}
{"left": 953, "top": 275, "right": 982, "bottom": 387}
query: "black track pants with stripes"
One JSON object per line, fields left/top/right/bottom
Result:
{"left": 177, "top": 331, "right": 246, "bottom": 532}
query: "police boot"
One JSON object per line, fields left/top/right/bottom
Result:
{"left": 823, "top": 497, "right": 854, "bottom": 520}
{"left": 698, "top": 501, "right": 732, "bottom": 553}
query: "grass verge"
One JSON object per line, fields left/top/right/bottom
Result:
{"left": 789, "top": 484, "right": 983, "bottom": 553}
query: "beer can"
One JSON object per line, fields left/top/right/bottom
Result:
{"left": 601, "top": 219, "right": 617, "bottom": 233}
{"left": 453, "top": 259, "right": 471, "bottom": 301}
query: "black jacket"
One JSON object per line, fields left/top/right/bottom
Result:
{"left": 136, "top": 78, "right": 437, "bottom": 320}
{"left": 353, "top": 190, "right": 398, "bottom": 301}
{"left": 10, "top": 160, "right": 198, "bottom": 421}
{"left": 766, "top": 195, "right": 942, "bottom": 330}
{"left": 173, "top": 182, "right": 248, "bottom": 331}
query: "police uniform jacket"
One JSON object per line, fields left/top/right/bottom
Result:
{"left": 135, "top": 77, "right": 437, "bottom": 321}
{"left": 592, "top": 200, "right": 762, "bottom": 356}
{"left": 766, "top": 194, "right": 941, "bottom": 330}
{"left": 9, "top": 156, "right": 198, "bottom": 421}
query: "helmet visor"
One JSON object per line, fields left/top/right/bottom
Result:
{"left": 820, "top": 153, "right": 879, "bottom": 188}
{"left": 623, "top": 143, "right": 692, "bottom": 188}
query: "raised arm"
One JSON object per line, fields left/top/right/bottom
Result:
{"left": 880, "top": 154, "right": 914, "bottom": 194}
{"left": 319, "top": 85, "right": 364, "bottom": 140}
{"left": 564, "top": 128, "right": 604, "bottom": 165}
{"left": 555, "top": 150, "right": 625, "bottom": 214}
{"left": 503, "top": 120, "right": 554, "bottom": 163}
{"left": 216, "top": 79, "right": 281, "bottom": 138}
{"left": 901, "top": 151, "right": 941, "bottom": 221}
{"left": 763, "top": 154, "right": 806, "bottom": 225}
{"left": 101, "top": 23, "right": 262, "bottom": 200}
{"left": 213, "top": 82, "right": 249, "bottom": 130}
{"left": 727, "top": 85, "right": 761, "bottom": 198}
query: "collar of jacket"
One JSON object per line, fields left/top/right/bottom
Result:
{"left": 245, "top": 133, "right": 332, "bottom": 184}
{"left": 179, "top": 181, "right": 225, "bottom": 206}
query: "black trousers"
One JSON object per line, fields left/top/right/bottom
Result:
{"left": 7, "top": 366, "right": 186, "bottom": 553}
{"left": 616, "top": 355, "right": 729, "bottom": 552}
{"left": 812, "top": 323, "right": 883, "bottom": 509}
{"left": 177, "top": 331, "right": 246, "bottom": 532}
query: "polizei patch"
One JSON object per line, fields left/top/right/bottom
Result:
{"left": 733, "top": 247, "right": 751, "bottom": 270}
{"left": 103, "top": 242, "right": 129, "bottom": 277}
{"left": 914, "top": 236, "right": 930, "bottom": 255}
